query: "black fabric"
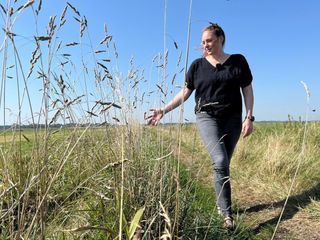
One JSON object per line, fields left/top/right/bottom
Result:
{"left": 185, "top": 54, "right": 252, "bottom": 117}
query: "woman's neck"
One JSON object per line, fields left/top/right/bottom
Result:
{"left": 206, "top": 51, "right": 229, "bottom": 64}
{"left": 207, "top": 51, "right": 226, "bottom": 61}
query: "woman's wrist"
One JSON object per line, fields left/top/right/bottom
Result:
{"left": 245, "top": 115, "right": 255, "bottom": 122}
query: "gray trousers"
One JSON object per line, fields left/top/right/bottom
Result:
{"left": 196, "top": 112, "right": 242, "bottom": 216}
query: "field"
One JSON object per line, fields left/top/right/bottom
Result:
{"left": 177, "top": 121, "right": 320, "bottom": 239}
{"left": 0, "top": 1, "right": 319, "bottom": 239}
{"left": 0, "top": 121, "right": 319, "bottom": 239}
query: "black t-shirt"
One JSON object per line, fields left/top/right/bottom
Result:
{"left": 185, "top": 54, "right": 252, "bottom": 117}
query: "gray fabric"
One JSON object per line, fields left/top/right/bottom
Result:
{"left": 196, "top": 112, "right": 242, "bottom": 216}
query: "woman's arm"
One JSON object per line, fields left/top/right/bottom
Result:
{"left": 241, "top": 84, "right": 254, "bottom": 137}
{"left": 162, "top": 87, "right": 193, "bottom": 114}
{"left": 146, "top": 87, "right": 193, "bottom": 125}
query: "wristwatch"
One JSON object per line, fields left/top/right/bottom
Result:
{"left": 246, "top": 116, "right": 255, "bottom": 122}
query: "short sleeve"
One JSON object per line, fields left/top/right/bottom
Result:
{"left": 185, "top": 60, "right": 196, "bottom": 90}
{"left": 239, "top": 55, "right": 253, "bottom": 88}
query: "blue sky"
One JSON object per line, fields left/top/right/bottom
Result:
{"left": 1, "top": 0, "right": 320, "bottom": 124}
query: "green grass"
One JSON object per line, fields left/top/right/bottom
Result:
{"left": 1, "top": 2, "right": 319, "bottom": 239}
{"left": 0, "top": 122, "right": 265, "bottom": 239}
{"left": 174, "top": 121, "right": 320, "bottom": 239}
{"left": 1, "top": 121, "right": 320, "bottom": 239}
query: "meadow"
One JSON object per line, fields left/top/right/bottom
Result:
{"left": 177, "top": 121, "right": 320, "bottom": 239}
{"left": 0, "top": 1, "right": 319, "bottom": 239}
{"left": 1, "top": 121, "right": 319, "bottom": 239}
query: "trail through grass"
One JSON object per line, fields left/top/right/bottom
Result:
{"left": 174, "top": 122, "right": 320, "bottom": 239}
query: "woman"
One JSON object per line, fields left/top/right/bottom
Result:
{"left": 146, "top": 23, "right": 254, "bottom": 230}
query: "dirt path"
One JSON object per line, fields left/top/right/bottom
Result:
{"left": 233, "top": 184, "right": 320, "bottom": 240}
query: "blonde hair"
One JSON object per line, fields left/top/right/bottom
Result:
{"left": 203, "top": 23, "right": 225, "bottom": 46}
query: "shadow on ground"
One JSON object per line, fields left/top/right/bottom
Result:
{"left": 239, "top": 182, "right": 320, "bottom": 234}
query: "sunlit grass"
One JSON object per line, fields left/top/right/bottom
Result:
{"left": 0, "top": 1, "right": 319, "bottom": 239}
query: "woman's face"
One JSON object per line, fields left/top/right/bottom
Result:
{"left": 201, "top": 30, "right": 222, "bottom": 55}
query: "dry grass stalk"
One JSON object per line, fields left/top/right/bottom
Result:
{"left": 0, "top": 3, "right": 7, "bottom": 14}
{"left": 22, "top": 0, "right": 35, "bottom": 9}
{"left": 80, "top": 16, "right": 87, "bottom": 37}
{"left": 25, "top": 126, "right": 90, "bottom": 238}
{"left": 160, "top": 201, "right": 172, "bottom": 240}
{"left": 65, "top": 41, "right": 79, "bottom": 47}
{"left": 66, "top": 2, "right": 80, "bottom": 16}
{"left": 65, "top": 225, "right": 116, "bottom": 236}
{"left": 271, "top": 82, "right": 312, "bottom": 239}
{"left": 59, "top": 5, "right": 68, "bottom": 27}
{"left": 35, "top": 0, "right": 42, "bottom": 15}
{"left": 100, "top": 35, "right": 112, "bottom": 45}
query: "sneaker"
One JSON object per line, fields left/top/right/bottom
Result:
{"left": 223, "top": 216, "right": 235, "bottom": 231}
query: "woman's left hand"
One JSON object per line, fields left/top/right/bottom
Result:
{"left": 242, "top": 119, "right": 253, "bottom": 138}
{"left": 145, "top": 108, "right": 164, "bottom": 126}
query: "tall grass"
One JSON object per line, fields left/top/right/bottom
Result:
{"left": 0, "top": 1, "right": 231, "bottom": 239}
{"left": 1, "top": 1, "right": 318, "bottom": 240}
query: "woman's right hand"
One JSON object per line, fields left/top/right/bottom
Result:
{"left": 145, "top": 108, "right": 165, "bottom": 126}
